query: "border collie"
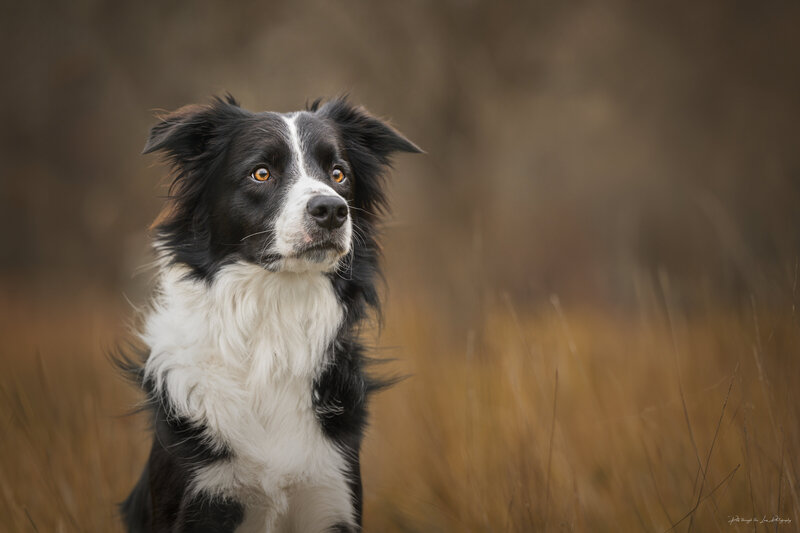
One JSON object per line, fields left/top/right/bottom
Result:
{"left": 119, "top": 95, "right": 419, "bottom": 532}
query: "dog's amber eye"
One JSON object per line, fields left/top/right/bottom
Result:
{"left": 251, "top": 167, "right": 271, "bottom": 182}
{"left": 332, "top": 168, "right": 346, "bottom": 183}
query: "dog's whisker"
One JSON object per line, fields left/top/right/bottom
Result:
{"left": 347, "top": 204, "right": 379, "bottom": 217}
{"left": 240, "top": 229, "right": 271, "bottom": 242}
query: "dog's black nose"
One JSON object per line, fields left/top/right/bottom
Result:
{"left": 307, "top": 195, "right": 348, "bottom": 230}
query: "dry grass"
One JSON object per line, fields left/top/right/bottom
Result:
{"left": 1, "top": 283, "right": 798, "bottom": 532}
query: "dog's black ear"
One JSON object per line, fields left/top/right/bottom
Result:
{"left": 143, "top": 95, "right": 243, "bottom": 162}
{"left": 319, "top": 98, "right": 421, "bottom": 214}
{"left": 320, "top": 98, "right": 422, "bottom": 163}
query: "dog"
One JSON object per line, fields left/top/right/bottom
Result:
{"left": 118, "top": 95, "right": 419, "bottom": 532}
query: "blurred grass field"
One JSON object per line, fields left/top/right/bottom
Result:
{"left": 1, "top": 274, "right": 797, "bottom": 532}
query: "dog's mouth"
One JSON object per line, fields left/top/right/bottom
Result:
{"left": 259, "top": 239, "right": 347, "bottom": 272}
{"left": 291, "top": 240, "right": 346, "bottom": 258}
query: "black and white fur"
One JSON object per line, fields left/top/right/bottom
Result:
{"left": 119, "top": 95, "right": 419, "bottom": 532}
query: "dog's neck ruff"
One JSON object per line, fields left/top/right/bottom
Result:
{"left": 141, "top": 260, "right": 345, "bottom": 467}
{"left": 144, "top": 260, "right": 342, "bottom": 381}
{"left": 140, "top": 260, "right": 356, "bottom": 528}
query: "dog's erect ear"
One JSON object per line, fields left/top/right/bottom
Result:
{"left": 143, "top": 95, "right": 243, "bottom": 162}
{"left": 320, "top": 98, "right": 422, "bottom": 163}
{"left": 318, "top": 98, "right": 421, "bottom": 214}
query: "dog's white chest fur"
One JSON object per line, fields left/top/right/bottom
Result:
{"left": 142, "top": 262, "right": 355, "bottom": 531}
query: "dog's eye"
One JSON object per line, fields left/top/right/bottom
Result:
{"left": 251, "top": 167, "right": 271, "bottom": 182}
{"left": 331, "top": 168, "right": 346, "bottom": 184}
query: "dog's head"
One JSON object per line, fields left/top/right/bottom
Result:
{"left": 145, "top": 96, "right": 420, "bottom": 278}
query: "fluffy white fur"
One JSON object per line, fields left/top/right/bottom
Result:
{"left": 142, "top": 261, "right": 356, "bottom": 532}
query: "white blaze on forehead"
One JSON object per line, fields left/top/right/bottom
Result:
{"left": 282, "top": 113, "right": 310, "bottom": 180}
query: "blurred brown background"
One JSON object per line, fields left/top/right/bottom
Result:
{"left": 2, "top": 1, "right": 800, "bottom": 531}
{"left": 3, "top": 0, "right": 799, "bottom": 307}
